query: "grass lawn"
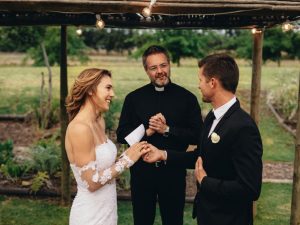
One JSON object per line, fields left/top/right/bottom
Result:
{"left": 0, "top": 183, "right": 292, "bottom": 225}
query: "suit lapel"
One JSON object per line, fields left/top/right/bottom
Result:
{"left": 200, "top": 100, "right": 241, "bottom": 154}
{"left": 213, "top": 100, "right": 240, "bottom": 134}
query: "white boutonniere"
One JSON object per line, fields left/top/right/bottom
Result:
{"left": 211, "top": 132, "right": 220, "bottom": 144}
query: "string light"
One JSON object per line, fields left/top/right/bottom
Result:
{"left": 282, "top": 23, "right": 295, "bottom": 32}
{"left": 142, "top": 0, "right": 157, "bottom": 18}
{"left": 251, "top": 28, "right": 263, "bottom": 34}
{"left": 96, "top": 14, "right": 105, "bottom": 29}
{"left": 76, "top": 28, "right": 82, "bottom": 35}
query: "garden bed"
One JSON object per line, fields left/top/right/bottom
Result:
{"left": 0, "top": 120, "right": 197, "bottom": 201}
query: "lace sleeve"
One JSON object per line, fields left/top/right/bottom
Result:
{"left": 76, "top": 153, "right": 134, "bottom": 190}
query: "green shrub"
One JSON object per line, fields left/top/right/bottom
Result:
{"left": 117, "top": 169, "right": 131, "bottom": 191}
{"left": 31, "top": 139, "right": 61, "bottom": 176}
{"left": 0, "top": 159, "right": 32, "bottom": 179}
{"left": 116, "top": 144, "right": 131, "bottom": 191}
{"left": 30, "top": 171, "right": 49, "bottom": 193}
{"left": 268, "top": 76, "right": 298, "bottom": 121}
{"left": 105, "top": 99, "right": 122, "bottom": 131}
{"left": 0, "top": 139, "right": 13, "bottom": 164}
{"left": 34, "top": 105, "right": 60, "bottom": 129}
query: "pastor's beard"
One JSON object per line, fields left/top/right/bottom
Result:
{"left": 153, "top": 73, "right": 170, "bottom": 87}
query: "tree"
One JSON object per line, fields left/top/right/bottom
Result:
{"left": 28, "top": 26, "right": 88, "bottom": 66}
{"left": 131, "top": 29, "right": 221, "bottom": 66}
{"left": 263, "top": 27, "right": 291, "bottom": 66}
{"left": 231, "top": 30, "right": 252, "bottom": 60}
{"left": 234, "top": 27, "right": 296, "bottom": 66}
{"left": 82, "top": 28, "right": 136, "bottom": 54}
{"left": 0, "top": 26, "right": 45, "bottom": 52}
{"left": 287, "top": 31, "right": 300, "bottom": 59}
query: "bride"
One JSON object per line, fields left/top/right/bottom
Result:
{"left": 65, "top": 68, "right": 148, "bottom": 225}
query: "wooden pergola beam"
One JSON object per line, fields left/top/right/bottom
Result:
{"left": 0, "top": 0, "right": 299, "bottom": 28}
{"left": 0, "top": 0, "right": 300, "bottom": 14}
{"left": 0, "top": 12, "right": 297, "bottom": 28}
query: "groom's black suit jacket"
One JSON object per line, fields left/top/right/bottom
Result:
{"left": 193, "top": 100, "right": 263, "bottom": 225}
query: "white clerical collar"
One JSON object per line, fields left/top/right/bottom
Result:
{"left": 213, "top": 96, "right": 237, "bottom": 120}
{"left": 154, "top": 86, "right": 165, "bottom": 92}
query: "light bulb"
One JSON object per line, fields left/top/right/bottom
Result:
{"left": 142, "top": 6, "right": 152, "bottom": 17}
{"left": 76, "top": 28, "right": 82, "bottom": 35}
{"left": 251, "top": 28, "right": 257, "bottom": 34}
{"left": 282, "top": 23, "right": 294, "bottom": 32}
{"left": 251, "top": 28, "right": 262, "bottom": 34}
{"left": 96, "top": 19, "right": 105, "bottom": 29}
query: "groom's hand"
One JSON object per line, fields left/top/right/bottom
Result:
{"left": 142, "top": 144, "right": 166, "bottom": 163}
{"left": 195, "top": 157, "right": 207, "bottom": 184}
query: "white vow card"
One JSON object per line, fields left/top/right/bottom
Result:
{"left": 125, "top": 124, "right": 145, "bottom": 146}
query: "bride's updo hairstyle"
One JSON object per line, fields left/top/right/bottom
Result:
{"left": 66, "top": 68, "right": 111, "bottom": 121}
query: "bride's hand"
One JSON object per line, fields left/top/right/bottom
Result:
{"left": 124, "top": 141, "right": 149, "bottom": 162}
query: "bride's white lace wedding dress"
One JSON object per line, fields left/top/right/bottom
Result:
{"left": 69, "top": 139, "right": 133, "bottom": 225}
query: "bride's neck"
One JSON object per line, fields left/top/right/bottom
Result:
{"left": 78, "top": 100, "right": 102, "bottom": 123}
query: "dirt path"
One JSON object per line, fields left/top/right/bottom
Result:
{"left": 185, "top": 161, "right": 294, "bottom": 197}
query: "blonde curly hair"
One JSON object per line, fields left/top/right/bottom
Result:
{"left": 66, "top": 68, "right": 111, "bottom": 121}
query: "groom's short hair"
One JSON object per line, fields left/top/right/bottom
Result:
{"left": 198, "top": 54, "right": 239, "bottom": 94}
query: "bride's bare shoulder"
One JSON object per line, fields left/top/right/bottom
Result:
{"left": 67, "top": 120, "right": 93, "bottom": 142}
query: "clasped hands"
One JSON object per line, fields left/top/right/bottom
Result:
{"left": 125, "top": 141, "right": 164, "bottom": 163}
{"left": 146, "top": 113, "right": 168, "bottom": 136}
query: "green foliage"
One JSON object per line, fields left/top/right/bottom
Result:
{"left": 0, "top": 160, "right": 32, "bottom": 179}
{"left": 30, "top": 171, "right": 49, "bottom": 193}
{"left": 28, "top": 27, "right": 88, "bottom": 66}
{"left": 234, "top": 31, "right": 252, "bottom": 59}
{"left": 31, "top": 139, "right": 61, "bottom": 176}
{"left": 233, "top": 27, "right": 300, "bottom": 65}
{"left": 288, "top": 31, "right": 300, "bottom": 59}
{"left": 104, "top": 99, "right": 122, "bottom": 131}
{"left": 34, "top": 97, "right": 60, "bottom": 129}
{"left": 0, "top": 26, "right": 45, "bottom": 52}
{"left": 0, "top": 139, "right": 13, "bottom": 164}
{"left": 263, "top": 27, "right": 292, "bottom": 65}
{"left": 82, "top": 28, "right": 136, "bottom": 54}
{"left": 131, "top": 30, "right": 213, "bottom": 66}
{"left": 268, "top": 75, "right": 298, "bottom": 120}
{"left": 0, "top": 140, "right": 32, "bottom": 179}
{"left": 117, "top": 168, "right": 131, "bottom": 191}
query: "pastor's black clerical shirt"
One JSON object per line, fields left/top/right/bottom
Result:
{"left": 117, "top": 82, "right": 203, "bottom": 168}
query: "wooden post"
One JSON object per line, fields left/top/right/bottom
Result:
{"left": 290, "top": 72, "right": 300, "bottom": 225}
{"left": 250, "top": 29, "right": 264, "bottom": 219}
{"left": 250, "top": 30, "right": 264, "bottom": 125}
{"left": 60, "top": 25, "right": 70, "bottom": 206}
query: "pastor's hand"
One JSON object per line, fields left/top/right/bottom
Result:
{"left": 149, "top": 114, "right": 168, "bottom": 134}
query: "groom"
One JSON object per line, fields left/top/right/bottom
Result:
{"left": 144, "top": 53, "right": 263, "bottom": 225}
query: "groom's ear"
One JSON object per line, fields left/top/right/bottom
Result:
{"left": 210, "top": 77, "right": 217, "bottom": 88}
